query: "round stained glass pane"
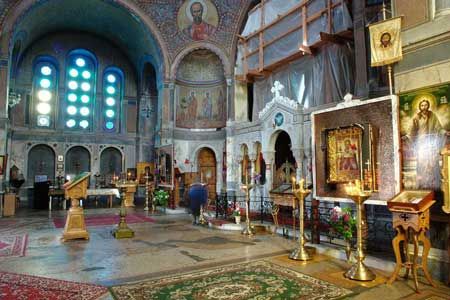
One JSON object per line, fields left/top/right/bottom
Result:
{"left": 66, "top": 119, "right": 76, "bottom": 128}
{"left": 80, "top": 107, "right": 90, "bottom": 116}
{"left": 82, "top": 71, "right": 91, "bottom": 79}
{"left": 75, "top": 58, "right": 86, "bottom": 67}
{"left": 37, "top": 90, "right": 52, "bottom": 102}
{"left": 106, "top": 86, "right": 115, "bottom": 94}
{"left": 79, "top": 120, "right": 89, "bottom": 128}
{"left": 41, "top": 66, "right": 52, "bottom": 76}
{"left": 106, "top": 97, "right": 115, "bottom": 106}
{"left": 81, "top": 95, "right": 90, "bottom": 103}
{"left": 69, "top": 69, "right": 79, "bottom": 77}
{"left": 105, "top": 121, "right": 114, "bottom": 130}
{"left": 81, "top": 82, "right": 91, "bottom": 91}
{"left": 68, "top": 93, "right": 77, "bottom": 102}
{"left": 107, "top": 74, "right": 116, "bottom": 83}
{"left": 40, "top": 78, "right": 51, "bottom": 88}
{"left": 37, "top": 115, "right": 50, "bottom": 127}
{"left": 105, "top": 109, "right": 115, "bottom": 118}
{"left": 36, "top": 102, "right": 51, "bottom": 114}
{"left": 67, "top": 105, "right": 77, "bottom": 115}
{"left": 68, "top": 81, "right": 78, "bottom": 90}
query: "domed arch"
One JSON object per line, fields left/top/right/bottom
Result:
{"left": 170, "top": 42, "right": 232, "bottom": 80}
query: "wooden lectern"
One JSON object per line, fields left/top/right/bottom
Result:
{"left": 387, "top": 190, "right": 436, "bottom": 292}
{"left": 62, "top": 172, "right": 90, "bottom": 242}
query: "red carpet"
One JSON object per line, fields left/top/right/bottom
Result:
{"left": 0, "top": 235, "right": 27, "bottom": 257}
{"left": 53, "top": 213, "right": 155, "bottom": 229}
{"left": 0, "top": 271, "right": 108, "bottom": 299}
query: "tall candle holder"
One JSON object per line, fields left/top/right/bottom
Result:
{"left": 112, "top": 175, "right": 135, "bottom": 239}
{"left": 241, "top": 176, "right": 255, "bottom": 236}
{"left": 344, "top": 180, "right": 375, "bottom": 281}
{"left": 144, "top": 174, "right": 151, "bottom": 211}
{"left": 289, "top": 178, "right": 314, "bottom": 261}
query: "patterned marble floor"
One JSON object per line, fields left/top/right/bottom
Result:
{"left": 0, "top": 208, "right": 449, "bottom": 299}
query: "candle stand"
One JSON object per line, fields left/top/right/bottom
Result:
{"left": 242, "top": 179, "right": 255, "bottom": 236}
{"left": 344, "top": 181, "right": 375, "bottom": 281}
{"left": 289, "top": 178, "right": 315, "bottom": 261}
{"left": 112, "top": 182, "right": 135, "bottom": 239}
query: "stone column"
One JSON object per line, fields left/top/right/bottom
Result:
{"left": 249, "top": 153, "right": 257, "bottom": 209}
{"left": 226, "top": 77, "right": 233, "bottom": 122}
{"left": 262, "top": 151, "right": 275, "bottom": 192}
{"left": 291, "top": 147, "right": 304, "bottom": 181}
{"left": 216, "top": 156, "right": 223, "bottom": 198}
{"left": 0, "top": 56, "right": 9, "bottom": 189}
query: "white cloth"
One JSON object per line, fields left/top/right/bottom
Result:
{"left": 86, "top": 188, "right": 120, "bottom": 198}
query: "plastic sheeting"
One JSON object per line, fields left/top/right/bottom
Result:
{"left": 236, "top": 0, "right": 353, "bottom": 75}
{"left": 252, "top": 43, "right": 354, "bottom": 117}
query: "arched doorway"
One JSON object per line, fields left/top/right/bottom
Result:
{"left": 65, "top": 146, "right": 90, "bottom": 177}
{"left": 240, "top": 144, "right": 250, "bottom": 184}
{"left": 197, "top": 148, "right": 217, "bottom": 201}
{"left": 274, "top": 131, "right": 296, "bottom": 187}
{"left": 27, "top": 144, "right": 55, "bottom": 183}
{"left": 100, "top": 147, "right": 122, "bottom": 183}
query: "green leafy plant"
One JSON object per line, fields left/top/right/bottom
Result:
{"left": 153, "top": 189, "right": 169, "bottom": 207}
{"left": 329, "top": 206, "right": 356, "bottom": 240}
{"left": 232, "top": 202, "right": 241, "bottom": 217}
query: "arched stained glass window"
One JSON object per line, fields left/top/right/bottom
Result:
{"left": 102, "top": 67, "right": 123, "bottom": 132}
{"left": 33, "top": 58, "right": 58, "bottom": 128}
{"left": 64, "top": 50, "right": 96, "bottom": 130}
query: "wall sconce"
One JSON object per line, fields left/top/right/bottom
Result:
{"left": 8, "top": 89, "right": 22, "bottom": 108}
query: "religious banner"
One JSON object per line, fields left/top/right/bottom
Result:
{"left": 369, "top": 16, "right": 403, "bottom": 67}
{"left": 400, "top": 84, "right": 450, "bottom": 190}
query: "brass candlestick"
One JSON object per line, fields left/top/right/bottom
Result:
{"left": 242, "top": 177, "right": 255, "bottom": 236}
{"left": 112, "top": 184, "right": 135, "bottom": 239}
{"left": 144, "top": 174, "right": 150, "bottom": 211}
{"left": 344, "top": 180, "right": 375, "bottom": 281}
{"left": 289, "top": 178, "right": 314, "bottom": 261}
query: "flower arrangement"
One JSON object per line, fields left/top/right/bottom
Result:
{"left": 329, "top": 206, "right": 356, "bottom": 241}
{"left": 153, "top": 189, "right": 169, "bottom": 207}
{"left": 231, "top": 202, "right": 241, "bottom": 217}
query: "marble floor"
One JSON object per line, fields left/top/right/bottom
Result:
{"left": 0, "top": 207, "right": 449, "bottom": 299}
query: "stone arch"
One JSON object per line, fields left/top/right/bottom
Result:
{"left": 0, "top": 0, "right": 170, "bottom": 79}
{"left": 65, "top": 145, "right": 91, "bottom": 176}
{"left": 192, "top": 144, "right": 221, "bottom": 169}
{"left": 26, "top": 144, "right": 55, "bottom": 184}
{"left": 99, "top": 146, "right": 123, "bottom": 177}
{"left": 170, "top": 42, "right": 232, "bottom": 80}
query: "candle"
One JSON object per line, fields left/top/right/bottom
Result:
{"left": 291, "top": 176, "right": 296, "bottom": 192}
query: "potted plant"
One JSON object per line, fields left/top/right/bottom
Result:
{"left": 232, "top": 203, "right": 241, "bottom": 224}
{"left": 329, "top": 206, "right": 356, "bottom": 261}
{"left": 153, "top": 189, "right": 169, "bottom": 212}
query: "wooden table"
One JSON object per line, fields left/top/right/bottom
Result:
{"left": 387, "top": 191, "right": 436, "bottom": 292}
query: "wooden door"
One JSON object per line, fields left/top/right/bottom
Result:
{"left": 197, "top": 148, "right": 216, "bottom": 202}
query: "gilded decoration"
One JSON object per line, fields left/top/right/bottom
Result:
{"left": 327, "top": 126, "right": 363, "bottom": 183}
{"left": 400, "top": 84, "right": 450, "bottom": 190}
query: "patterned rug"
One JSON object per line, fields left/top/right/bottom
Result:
{"left": 53, "top": 213, "right": 155, "bottom": 228}
{"left": 111, "top": 260, "right": 353, "bottom": 299}
{"left": 0, "top": 271, "right": 108, "bottom": 299}
{"left": 0, "top": 235, "right": 27, "bottom": 257}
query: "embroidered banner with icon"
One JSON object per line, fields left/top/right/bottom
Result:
{"left": 369, "top": 16, "right": 403, "bottom": 67}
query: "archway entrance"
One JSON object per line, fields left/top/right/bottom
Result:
{"left": 197, "top": 148, "right": 217, "bottom": 201}
{"left": 27, "top": 144, "right": 55, "bottom": 184}
{"left": 274, "top": 131, "right": 295, "bottom": 187}
{"left": 65, "top": 146, "right": 90, "bottom": 178}
{"left": 100, "top": 147, "right": 122, "bottom": 184}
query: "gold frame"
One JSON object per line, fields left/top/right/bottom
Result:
{"left": 327, "top": 126, "right": 363, "bottom": 183}
{"left": 440, "top": 146, "right": 450, "bottom": 214}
